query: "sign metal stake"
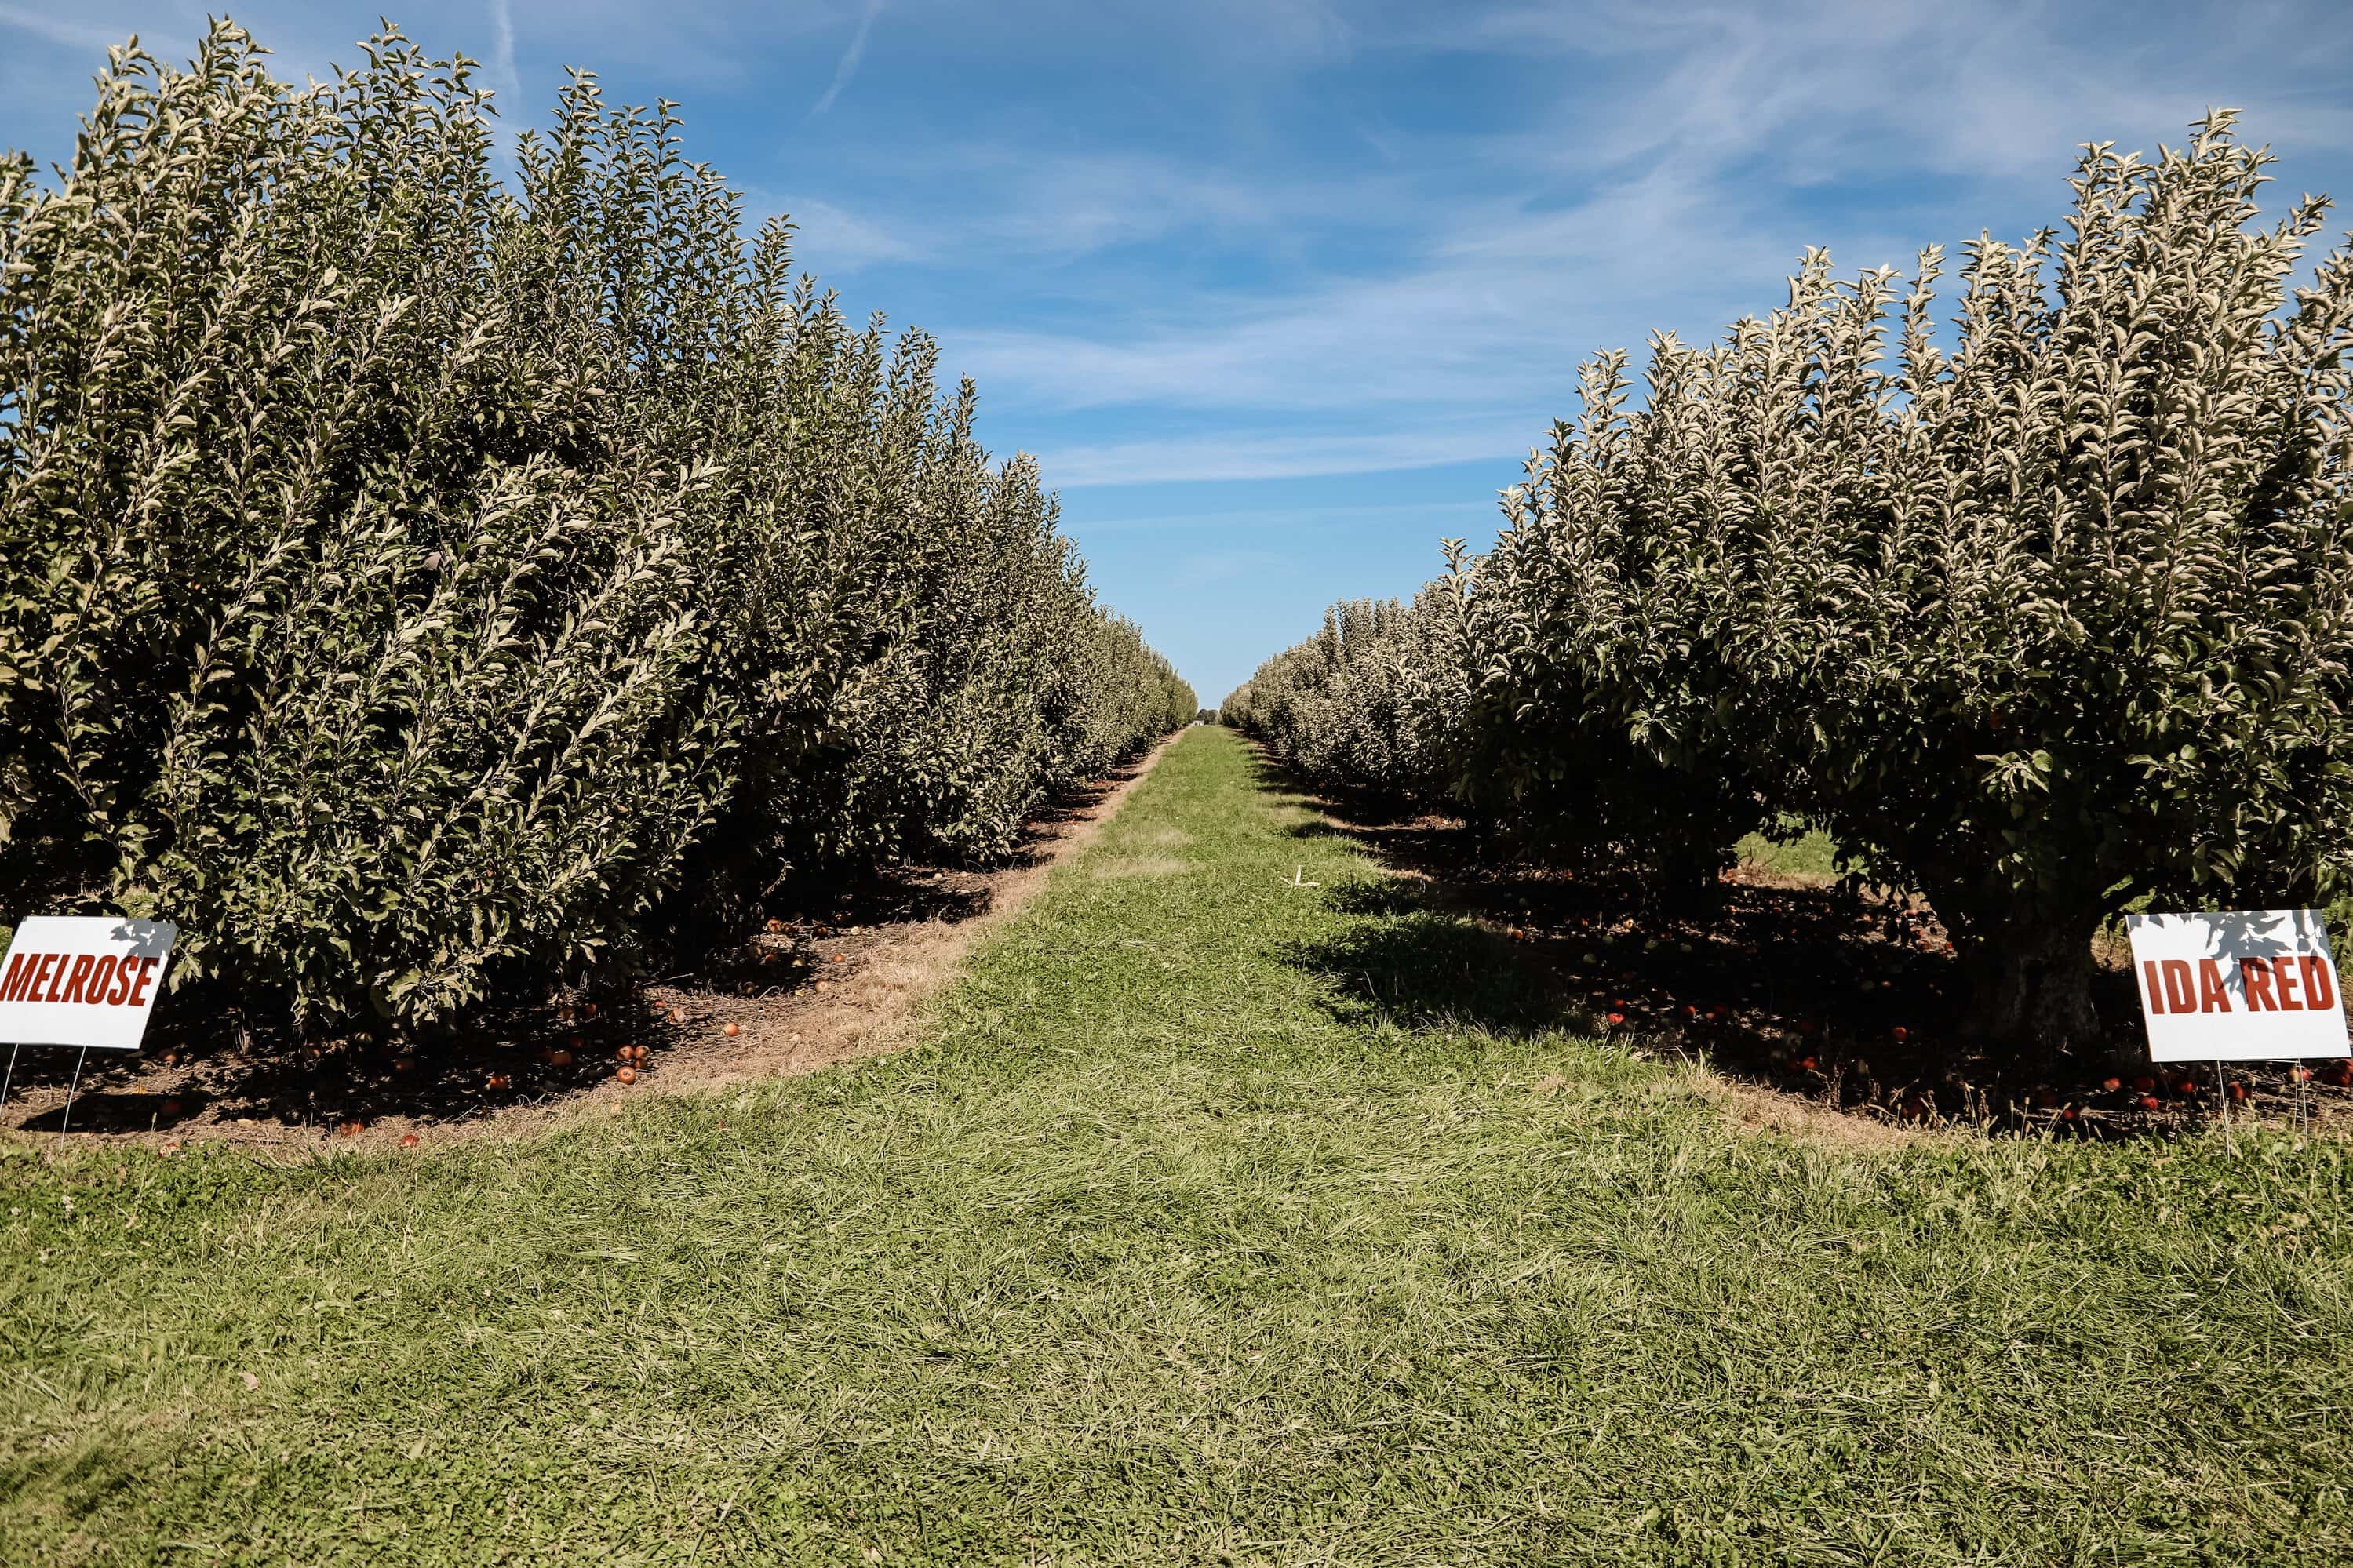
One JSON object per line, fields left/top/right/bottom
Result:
{"left": 2215, "top": 1059, "right": 2233, "bottom": 1155}
{"left": 0, "top": 916, "right": 183, "bottom": 1133}
{"left": 2127, "top": 911, "right": 2347, "bottom": 1144}
{"left": 57, "top": 1046, "right": 89, "bottom": 1135}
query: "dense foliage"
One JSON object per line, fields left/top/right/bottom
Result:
{"left": 0, "top": 24, "right": 1189, "bottom": 1031}
{"left": 1218, "top": 597, "right": 1444, "bottom": 800}
{"left": 1233, "top": 113, "right": 2353, "bottom": 1060}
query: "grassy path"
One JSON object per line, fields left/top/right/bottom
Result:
{"left": 5, "top": 726, "right": 2352, "bottom": 1564}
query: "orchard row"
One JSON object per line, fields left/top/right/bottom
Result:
{"left": 0, "top": 23, "right": 1192, "bottom": 1036}
{"left": 1227, "top": 112, "right": 2353, "bottom": 1065}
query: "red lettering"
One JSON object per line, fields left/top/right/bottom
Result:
{"left": 104, "top": 958, "right": 135, "bottom": 1006}
{"left": 2275, "top": 955, "right": 2304, "bottom": 1010}
{"left": 2197, "top": 959, "right": 2232, "bottom": 1012}
{"left": 34, "top": 951, "right": 63, "bottom": 1002}
{"left": 2242, "top": 957, "right": 2278, "bottom": 1010}
{"left": 82, "top": 954, "right": 118, "bottom": 1006}
{"left": 2301, "top": 956, "right": 2337, "bottom": 1012}
{"left": 0, "top": 952, "right": 35, "bottom": 1002}
{"left": 125, "top": 957, "right": 158, "bottom": 1009}
{"left": 59, "top": 953, "right": 93, "bottom": 1006}
{"left": 2161, "top": 959, "right": 2196, "bottom": 1013}
{"left": 2142, "top": 960, "right": 2166, "bottom": 1014}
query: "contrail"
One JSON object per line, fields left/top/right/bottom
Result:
{"left": 811, "top": 0, "right": 885, "bottom": 116}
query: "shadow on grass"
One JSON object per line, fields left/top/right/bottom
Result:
{"left": 1317, "top": 879, "right": 1440, "bottom": 919}
{"left": 1238, "top": 739, "right": 2276, "bottom": 1139}
{"left": 1288, "top": 908, "right": 1591, "bottom": 1040}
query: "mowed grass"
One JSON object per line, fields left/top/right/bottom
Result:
{"left": 5, "top": 728, "right": 2353, "bottom": 1566}
{"left": 1736, "top": 819, "right": 1840, "bottom": 880}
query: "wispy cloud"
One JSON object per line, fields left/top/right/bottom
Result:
{"left": 1033, "top": 420, "right": 1543, "bottom": 487}
{"left": 489, "top": 0, "right": 521, "bottom": 105}
{"left": 0, "top": 3, "right": 128, "bottom": 52}
{"left": 811, "top": 0, "right": 883, "bottom": 116}
{"left": 5, "top": 0, "right": 2351, "bottom": 688}
{"left": 947, "top": 159, "right": 1823, "bottom": 421}
{"left": 797, "top": 146, "right": 1404, "bottom": 271}
{"left": 1453, "top": 0, "right": 2353, "bottom": 180}
{"left": 764, "top": 195, "right": 925, "bottom": 270}
{"left": 1082, "top": 498, "right": 1495, "bottom": 533}
{"left": 906, "top": 0, "right": 2353, "bottom": 489}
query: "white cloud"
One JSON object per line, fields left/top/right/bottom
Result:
{"left": 1032, "top": 420, "right": 1541, "bottom": 486}
{"left": 912, "top": 0, "right": 2353, "bottom": 479}
{"left": 769, "top": 195, "right": 925, "bottom": 270}
{"left": 944, "top": 158, "right": 1825, "bottom": 419}
{"left": 1081, "top": 497, "right": 1495, "bottom": 533}
{"left": 0, "top": 4, "right": 126, "bottom": 52}
{"left": 785, "top": 146, "right": 1404, "bottom": 269}
{"left": 976, "top": 152, "right": 1289, "bottom": 258}
{"left": 11, "top": 0, "right": 2353, "bottom": 501}
{"left": 1444, "top": 0, "right": 2353, "bottom": 180}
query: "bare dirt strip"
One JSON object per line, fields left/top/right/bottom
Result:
{"left": 0, "top": 735, "right": 1181, "bottom": 1152}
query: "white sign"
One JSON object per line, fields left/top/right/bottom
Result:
{"left": 2125, "top": 909, "right": 2350, "bottom": 1063}
{"left": 0, "top": 917, "right": 178, "bottom": 1051}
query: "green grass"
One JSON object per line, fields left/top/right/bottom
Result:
{"left": 5, "top": 726, "right": 2353, "bottom": 1564}
{"left": 1736, "top": 817, "right": 1841, "bottom": 879}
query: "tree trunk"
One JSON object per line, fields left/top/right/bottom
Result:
{"left": 1648, "top": 836, "right": 1729, "bottom": 918}
{"left": 1947, "top": 899, "right": 2108, "bottom": 1071}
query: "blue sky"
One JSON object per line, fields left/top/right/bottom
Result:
{"left": 7, "top": 2, "right": 2353, "bottom": 701}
